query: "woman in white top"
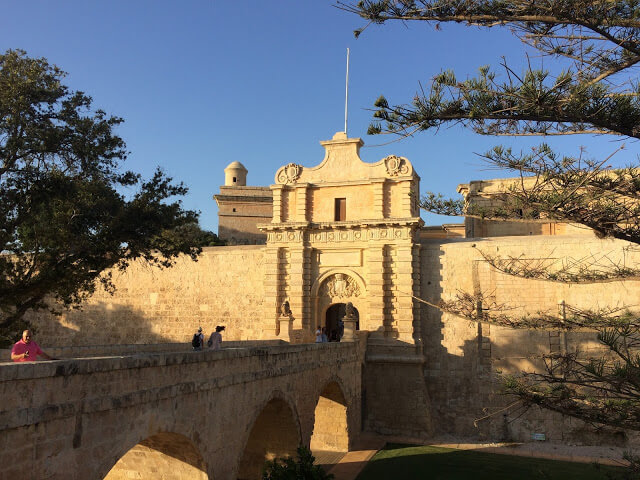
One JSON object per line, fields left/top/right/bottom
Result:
{"left": 208, "top": 325, "right": 225, "bottom": 350}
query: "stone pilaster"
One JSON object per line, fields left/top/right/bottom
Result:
{"left": 411, "top": 243, "right": 423, "bottom": 345}
{"left": 263, "top": 247, "right": 281, "bottom": 336}
{"left": 288, "top": 247, "right": 312, "bottom": 332}
{"left": 366, "top": 245, "right": 386, "bottom": 337}
{"left": 271, "top": 185, "right": 283, "bottom": 223}
{"left": 295, "top": 185, "right": 308, "bottom": 222}
{"left": 395, "top": 244, "right": 416, "bottom": 343}
{"left": 372, "top": 180, "right": 385, "bottom": 218}
{"left": 400, "top": 181, "right": 413, "bottom": 215}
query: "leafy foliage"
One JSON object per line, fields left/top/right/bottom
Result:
{"left": 262, "top": 446, "right": 334, "bottom": 480}
{"left": 340, "top": 1, "right": 640, "bottom": 138}
{"left": 0, "top": 49, "right": 202, "bottom": 331}
{"left": 157, "top": 222, "right": 226, "bottom": 248}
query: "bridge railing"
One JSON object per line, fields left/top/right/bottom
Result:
{"left": 0, "top": 339, "right": 291, "bottom": 361}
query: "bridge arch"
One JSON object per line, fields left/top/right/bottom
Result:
{"left": 310, "top": 378, "right": 350, "bottom": 453}
{"left": 102, "top": 431, "right": 208, "bottom": 480}
{"left": 237, "top": 390, "right": 301, "bottom": 480}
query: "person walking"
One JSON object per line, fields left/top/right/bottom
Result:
{"left": 207, "top": 325, "right": 225, "bottom": 350}
{"left": 192, "top": 327, "right": 204, "bottom": 351}
{"left": 315, "top": 326, "right": 322, "bottom": 343}
{"left": 11, "top": 330, "right": 54, "bottom": 362}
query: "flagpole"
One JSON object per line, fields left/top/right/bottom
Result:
{"left": 344, "top": 47, "right": 350, "bottom": 135}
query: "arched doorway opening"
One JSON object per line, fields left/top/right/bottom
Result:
{"left": 238, "top": 398, "right": 300, "bottom": 479}
{"left": 310, "top": 381, "right": 349, "bottom": 454}
{"left": 325, "top": 304, "right": 359, "bottom": 341}
{"left": 103, "top": 432, "right": 208, "bottom": 480}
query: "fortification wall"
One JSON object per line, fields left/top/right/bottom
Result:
{"left": 421, "top": 234, "right": 640, "bottom": 444}
{"left": 19, "top": 232, "right": 640, "bottom": 445}
{"left": 27, "top": 246, "right": 267, "bottom": 347}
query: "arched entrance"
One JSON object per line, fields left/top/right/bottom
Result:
{"left": 237, "top": 397, "right": 300, "bottom": 479}
{"left": 103, "top": 432, "right": 208, "bottom": 480}
{"left": 325, "top": 304, "right": 359, "bottom": 341}
{"left": 311, "top": 270, "right": 367, "bottom": 338}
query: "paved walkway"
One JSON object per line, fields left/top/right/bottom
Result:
{"left": 324, "top": 435, "right": 385, "bottom": 480}
{"left": 321, "top": 434, "right": 630, "bottom": 480}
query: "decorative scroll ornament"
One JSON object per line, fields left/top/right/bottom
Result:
{"left": 321, "top": 273, "right": 361, "bottom": 298}
{"left": 277, "top": 163, "right": 302, "bottom": 184}
{"left": 384, "top": 155, "right": 409, "bottom": 176}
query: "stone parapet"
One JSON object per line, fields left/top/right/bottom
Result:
{"left": 0, "top": 340, "right": 288, "bottom": 362}
{"left": 0, "top": 341, "right": 364, "bottom": 480}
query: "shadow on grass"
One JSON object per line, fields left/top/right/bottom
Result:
{"left": 355, "top": 444, "right": 626, "bottom": 480}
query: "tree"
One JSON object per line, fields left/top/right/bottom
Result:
{"left": 0, "top": 49, "right": 203, "bottom": 342}
{"left": 341, "top": 0, "right": 640, "bottom": 451}
{"left": 262, "top": 446, "right": 334, "bottom": 480}
{"left": 163, "top": 223, "right": 226, "bottom": 247}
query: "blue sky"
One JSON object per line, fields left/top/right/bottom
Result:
{"left": 2, "top": 1, "right": 630, "bottom": 231}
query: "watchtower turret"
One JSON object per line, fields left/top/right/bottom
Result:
{"left": 224, "top": 161, "right": 248, "bottom": 186}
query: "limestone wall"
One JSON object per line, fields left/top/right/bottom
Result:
{"left": 17, "top": 229, "right": 640, "bottom": 446}
{"left": 27, "top": 246, "right": 267, "bottom": 347}
{"left": 421, "top": 234, "right": 640, "bottom": 443}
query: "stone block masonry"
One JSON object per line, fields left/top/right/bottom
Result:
{"left": 420, "top": 234, "right": 640, "bottom": 444}
{"left": 0, "top": 341, "right": 363, "bottom": 480}
{"left": 26, "top": 246, "right": 267, "bottom": 347}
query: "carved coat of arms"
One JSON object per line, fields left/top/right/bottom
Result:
{"left": 384, "top": 155, "right": 409, "bottom": 176}
{"left": 277, "top": 163, "right": 302, "bottom": 184}
{"left": 321, "top": 273, "right": 361, "bottom": 298}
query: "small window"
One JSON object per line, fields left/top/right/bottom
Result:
{"left": 232, "top": 208, "right": 236, "bottom": 212}
{"left": 334, "top": 198, "right": 346, "bottom": 221}
{"left": 232, "top": 176, "right": 237, "bottom": 183}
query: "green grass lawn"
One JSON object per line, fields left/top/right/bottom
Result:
{"left": 355, "top": 444, "right": 626, "bottom": 480}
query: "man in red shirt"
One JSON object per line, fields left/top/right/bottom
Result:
{"left": 11, "top": 330, "right": 54, "bottom": 362}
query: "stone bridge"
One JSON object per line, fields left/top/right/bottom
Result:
{"left": 0, "top": 341, "right": 364, "bottom": 480}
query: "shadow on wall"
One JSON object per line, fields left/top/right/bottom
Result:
{"left": 419, "top": 240, "right": 633, "bottom": 446}
{"left": 420, "top": 242, "right": 562, "bottom": 442}
{"left": 219, "top": 225, "right": 267, "bottom": 245}
{"left": 23, "top": 301, "right": 179, "bottom": 349}
{"left": 419, "top": 241, "right": 500, "bottom": 440}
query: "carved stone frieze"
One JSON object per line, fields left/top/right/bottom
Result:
{"left": 268, "top": 225, "right": 417, "bottom": 245}
{"left": 320, "top": 273, "right": 361, "bottom": 298}
{"left": 267, "top": 230, "right": 304, "bottom": 243}
{"left": 276, "top": 163, "right": 302, "bottom": 184}
{"left": 384, "top": 155, "right": 409, "bottom": 177}
{"left": 308, "top": 226, "right": 413, "bottom": 244}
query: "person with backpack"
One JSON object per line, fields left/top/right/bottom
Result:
{"left": 192, "top": 327, "right": 204, "bottom": 351}
{"left": 207, "top": 325, "right": 225, "bottom": 350}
